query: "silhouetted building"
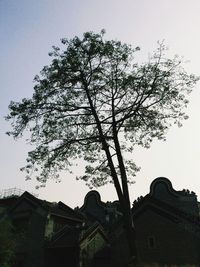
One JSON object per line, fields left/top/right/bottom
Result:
{"left": 1, "top": 177, "right": 200, "bottom": 266}
{"left": 133, "top": 177, "right": 200, "bottom": 265}
{"left": 0, "top": 191, "right": 83, "bottom": 267}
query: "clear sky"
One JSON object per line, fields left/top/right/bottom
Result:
{"left": 1, "top": 0, "right": 200, "bottom": 207}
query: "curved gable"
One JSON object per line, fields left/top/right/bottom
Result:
{"left": 150, "top": 177, "right": 199, "bottom": 216}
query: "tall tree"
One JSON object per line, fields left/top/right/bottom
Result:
{"left": 6, "top": 30, "right": 198, "bottom": 262}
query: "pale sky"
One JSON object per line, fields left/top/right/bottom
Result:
{"left": 1, "top": 0, "right": 200, "bottom": 207}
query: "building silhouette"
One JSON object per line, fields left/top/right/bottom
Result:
{"left": 0, "top": 177, "right": 200, "bottom": 266}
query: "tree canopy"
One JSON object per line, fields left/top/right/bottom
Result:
{"left": 7, "top": 30, "right": 197, "bottom": 190}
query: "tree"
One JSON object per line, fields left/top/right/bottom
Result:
{"left": 6, "top": 30, "right": 198, "bottom": 263}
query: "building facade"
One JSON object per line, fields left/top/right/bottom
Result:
{"left": 0, "top": 177, "right": 200, "bottom": 266}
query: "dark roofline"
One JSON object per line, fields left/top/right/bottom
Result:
{"left": 5, "top": 191, "right": 84, "bottom": 222}
{"left": 7, "top": 191, "right": 43, "bottom": 214}
{"left": 50, "top": 212, "right": 83, "bottom": 222}
{"left": 80, "top": 190, "right": 108, "bottom": 211}
{"left": 58, "top": 201, "right": 84, "bottom": 220}
{"left": 132, "top": 194, "right": 200, "bottom": 227}
{"left": 79, "top": 221, "right": 108, "bottom": 243}
{"left": 150, "top": 177, "right": 197, "bottom": 198}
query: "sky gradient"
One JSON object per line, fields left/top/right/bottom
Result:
{"left": 1, "top": 0, "right": 200, "bottom": 207}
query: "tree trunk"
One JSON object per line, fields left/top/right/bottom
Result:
{"left": 122, "top": 205, "right": 137, "bottom": 265}
{"left": 84, "top": 80, "right": 137, "bottom": 264}
{"left": 111, "top": 119, "right": 138, "bottom": 264}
